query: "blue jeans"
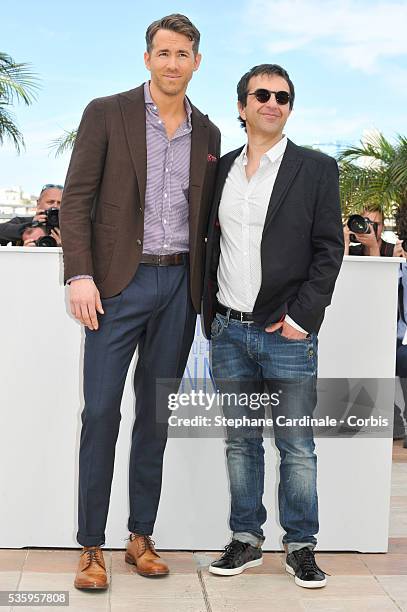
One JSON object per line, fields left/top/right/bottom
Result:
{"left": 210, "top": 311, "right": 319, "bottom": 553}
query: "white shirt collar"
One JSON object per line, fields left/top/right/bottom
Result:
{"left": 240, "top": 135, "right": 288, "bottom": 166}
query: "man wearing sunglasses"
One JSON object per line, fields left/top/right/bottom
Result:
{"left": 202, "top": 64, "right": 344, "bottom": 587}
{"left": 60, "top": 13, "right": 220, "bottom": 590}
{"left": 0, "top": 184, "right": 63, "bottom": 246}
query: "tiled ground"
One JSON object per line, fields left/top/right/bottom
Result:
{"left": 1, "top": 442, "right": 407, "bottom": 611}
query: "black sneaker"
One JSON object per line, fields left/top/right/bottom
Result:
{"left": 208, "top": 540, "right": 263, "bottom": 576}
{"left": 286, "top": 547, "right": 327, "bottom": 588}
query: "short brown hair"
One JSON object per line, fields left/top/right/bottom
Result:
{"left": 363, "top": 205, "right": 384, "bottom": 223}
{"left": 145, "top": 14, "right": 200, "bottom": 56}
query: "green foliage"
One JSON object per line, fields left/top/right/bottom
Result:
{"left": 0, "top": 52, "right": 40, "bottom": 153}
{"left": 338, "top": 132, "right": 407, "bottom": 219}
{"left": 49, "top": 129, "right": 78, "bottom": 157}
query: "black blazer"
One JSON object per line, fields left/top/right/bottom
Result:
{"left": 202, "top": 139, "right": 344, "bottom": 338}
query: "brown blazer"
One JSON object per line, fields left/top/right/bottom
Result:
{"left": 60, "top": 83, "right": 221, "bottom": 312}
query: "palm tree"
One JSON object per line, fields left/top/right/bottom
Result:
{"left": 50, "top": 128, "right": 77, "bottom": 157}
{"left": 0, "top": 52, "right": 39, "bottom": 152}
{"left": 338, "top": 132, "right": 407, "bottom": 218}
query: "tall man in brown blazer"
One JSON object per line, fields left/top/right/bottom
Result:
{"left": 60, "top": 14, "right": 220, "bottom": 589}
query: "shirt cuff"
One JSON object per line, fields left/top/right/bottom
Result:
{"left": 285, "top": 315, "right": 308, "bottom": 335}
{"left": 67, "top": 275, "right": 93, "bottom": 284}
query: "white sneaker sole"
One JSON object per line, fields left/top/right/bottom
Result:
{"left": 209, "top": 557, "right": 263, "bottom": 576}
{"left": 285, "top": 563, "right": 327, "bottom": 588}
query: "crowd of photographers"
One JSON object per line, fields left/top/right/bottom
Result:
{"left": 0, "top": 184, "right": 63, "bottom": 247}
{"left": 1, "top": 184, "right": 407, "bottom": 444}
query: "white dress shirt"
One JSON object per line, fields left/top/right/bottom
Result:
{"left": 216, "top": 135, "right": 306, "bottom": 333}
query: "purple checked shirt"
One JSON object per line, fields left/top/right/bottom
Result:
{"left": 143, "top": 81, "right": 191, "bottom": 255}
{"left": 67, "top": 81, "right": 192, "bottom": 283}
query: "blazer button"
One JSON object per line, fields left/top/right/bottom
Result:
{"left": 136, "top": 239, "right": 142, "bottom": 246}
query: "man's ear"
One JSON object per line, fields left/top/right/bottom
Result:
{"left": 193, "top": 52, "right": 202, "bottom": 72}
{"left": 144, "top": 51, "right": 151, "bottom": 71}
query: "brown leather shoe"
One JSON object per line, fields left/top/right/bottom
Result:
{"left": 74, "top": 546, "right": 108, "bottom": 590}
{"left": 125, "top": 533, "right": 169, "bottom": 577}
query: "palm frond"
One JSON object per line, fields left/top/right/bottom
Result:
{"left": 0, "top": 103, "right": 24, "bottom": 153}
{"left": 49, "top": 129, "right": 77, "bottom": 157}
{"left": 0, "top": 52, "right": 40, "bottom": 104}
{"left": 338, "top": 132, "right": 395, "bottom": 167}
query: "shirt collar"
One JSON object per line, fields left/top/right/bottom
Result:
{"left": 240, "top": 135, "right": 288, "bottom": 166}
{"left": 143, "top": 81, "right": 192, "bottom": 126}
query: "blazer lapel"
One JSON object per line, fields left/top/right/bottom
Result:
{"left": 189, "top": 106, "right": 209, "bottom": 218}
{"left": 212, "top": 147, "right": 243, "bottom": 220}
{"left": 118, "top": 85, "right": 147, "bottom": 208}
{"left": 187, "top": 106, "right": 210, "bottom": 269}
{"left": 263, "top": 140, "right": 302, "bottom": 233}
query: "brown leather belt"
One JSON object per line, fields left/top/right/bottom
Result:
{"left": 140, "top": 252, "right": 188, "bottom": 266}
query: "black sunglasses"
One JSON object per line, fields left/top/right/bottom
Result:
{"left": 248, "top": 89, "right": 291, "bottom": 105}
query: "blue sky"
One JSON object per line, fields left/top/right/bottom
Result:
{"left": 1, "top": 0, "right": 407, "bottom": 195}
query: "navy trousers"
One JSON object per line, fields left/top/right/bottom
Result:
{"left": 77, "top": 262, "right": 196, "bottom": 546}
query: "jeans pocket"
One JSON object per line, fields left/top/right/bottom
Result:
{"left": 211, "top": 313, "right": 227, "bottom": 339}
{"left": 277, "top": 328, "right": 312, "bottom": 343}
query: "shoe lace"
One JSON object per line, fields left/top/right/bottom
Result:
{"left": 84, "top": 547, "right": 103, "bottom": 567}
{"left": 145, "top": 536, "right": 157, "bottom": 553}
{"left": 221, "top": 540, "right": 248, "bottom": 561}
{"left": 295, "top": 548, "right": 327, "bottom": 574}
{"left": 129, "top": 533, "right": 157, "bottom": 555}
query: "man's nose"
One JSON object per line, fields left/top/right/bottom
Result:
{"left": 264, "top": 93, "right": 279, "bottom": 108}
{"left": 166, "top": 54, "right": 178, "bottom": 69}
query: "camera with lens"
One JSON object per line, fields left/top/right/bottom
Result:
{"left": 34, "top": 235, "right": 57, "bottom": 247}
{"left": 347, "top": 214, "right": 379, "bottom": 243}
{"left": 32, "top": 207, "right": 59, "bottom": 230}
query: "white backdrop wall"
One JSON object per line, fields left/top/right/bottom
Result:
{"left": 0, "top": 249, "right": 400, "bottom": 551}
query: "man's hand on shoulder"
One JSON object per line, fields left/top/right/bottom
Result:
{"left": 69, "top": 278, "right": 104, "bottom": 331}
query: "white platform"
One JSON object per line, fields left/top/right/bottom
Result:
{"left": 0, "top": 248, "right": 401, "bottom": 551}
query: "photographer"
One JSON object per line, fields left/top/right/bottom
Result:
{"left": 0, "top": 184, "right": 63, "bottom": 246}
{"left": 21, "top": 225, "right": 59, "bottom": 247}
{"left": 344, "top": 205, "right": 402, "bottom": 257}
